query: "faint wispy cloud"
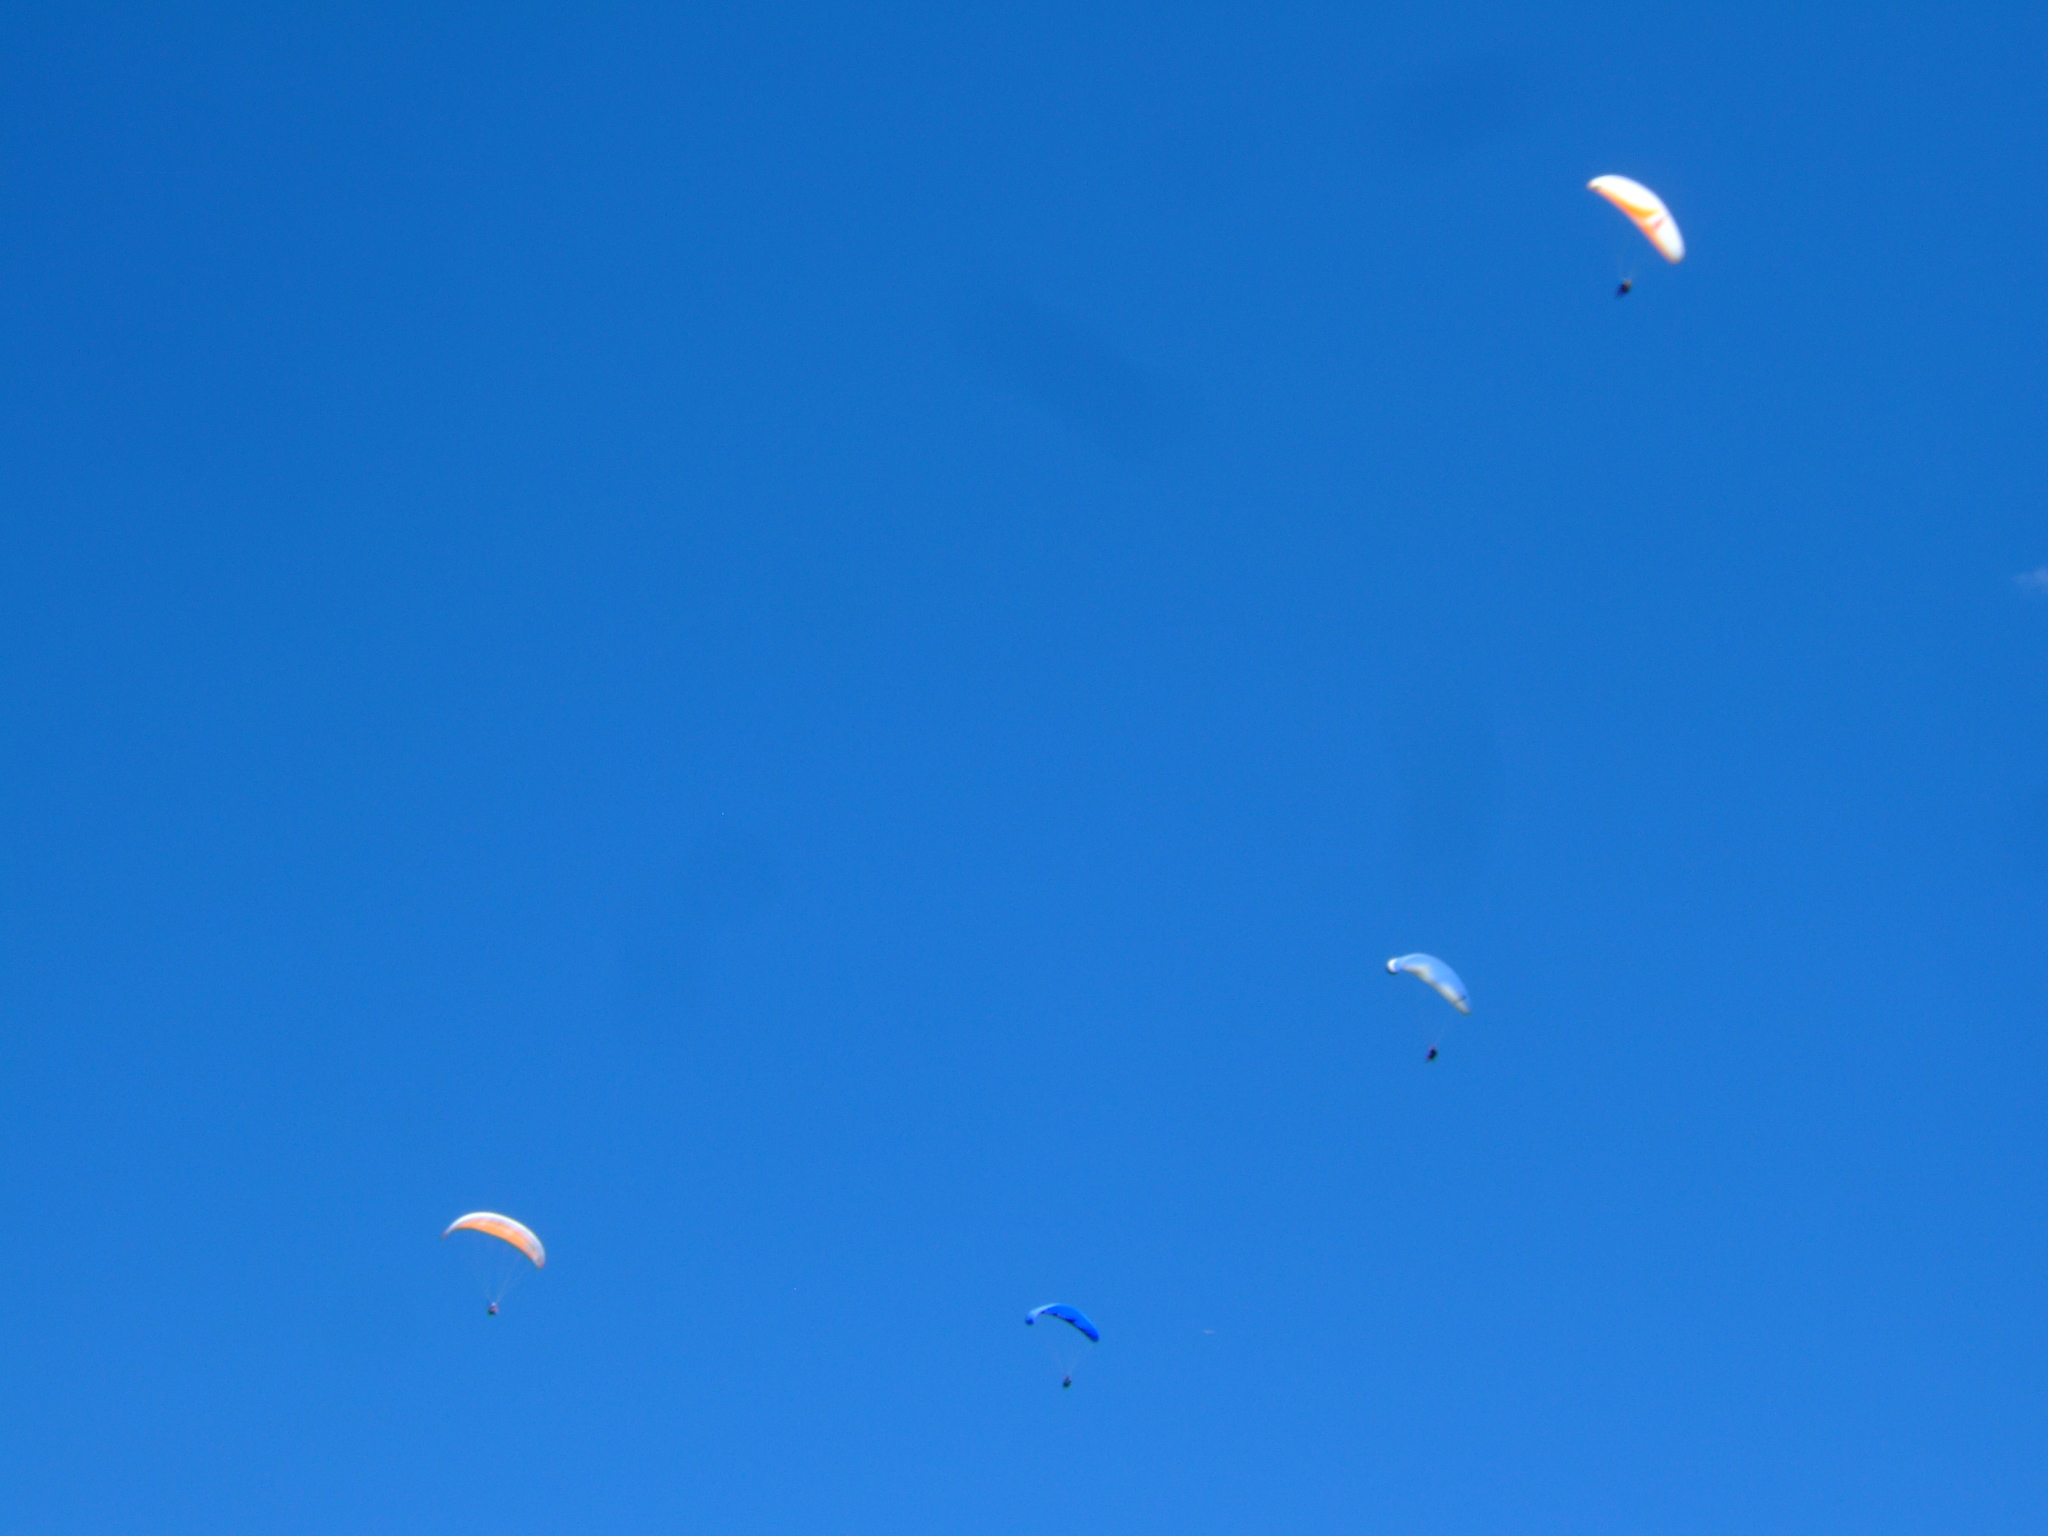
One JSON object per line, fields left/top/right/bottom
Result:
{"left": 959, "top": 293, "right": 1170, "bottom": 461}
{"left": 2016, "top": 568, "right": 2048, "bottom": 596}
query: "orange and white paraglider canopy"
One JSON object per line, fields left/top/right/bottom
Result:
{"left": 441, "top": 1212, "right": 546, "bottom": 1268}
{"left": 1588, "top": 175, "right": 1685, "bottom": 263}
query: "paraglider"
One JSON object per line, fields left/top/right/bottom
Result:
{"left": 442, "top": 1212, "right": 545, "bottom": 1315}
{"left": 1025, "top": 1303, "right": 1100, "bottom": 1389}
{"left": 1387, "top": 954, "right": 1469, "bottom": 1013}
{"left": 1588, "top": 176, "right": 1685, "bottom": 264}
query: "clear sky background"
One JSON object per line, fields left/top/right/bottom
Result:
{"left": 2, "top": 3, "right": 2046, "bottom": 1532}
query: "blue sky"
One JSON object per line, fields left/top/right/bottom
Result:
{"left": 2, "top": 2, "right": 2046, "bottom": 1532}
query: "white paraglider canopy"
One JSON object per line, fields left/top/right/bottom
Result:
{"left": 1588, "top": 175, "right": 1685, "bottom": 263}
{"left": 1387, "top": 953, "right": 1471, "bottom": 1014}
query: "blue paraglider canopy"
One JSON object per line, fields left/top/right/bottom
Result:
{"left": 1025, "top": 1303, "right": 1100, "bottom": 1342}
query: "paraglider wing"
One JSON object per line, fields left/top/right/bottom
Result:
{"left": 1387, "top": 954, "right": 1471, "bottom": 1014}
{"left": 1588, "top": 175, "right": 1685, "bottom": 263}
{"left": 442, "top": 1212, "right": 546, "bottom": 1269}
{"left": 1025, "top": 1303, "right": 1101, "bottom": 1342}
